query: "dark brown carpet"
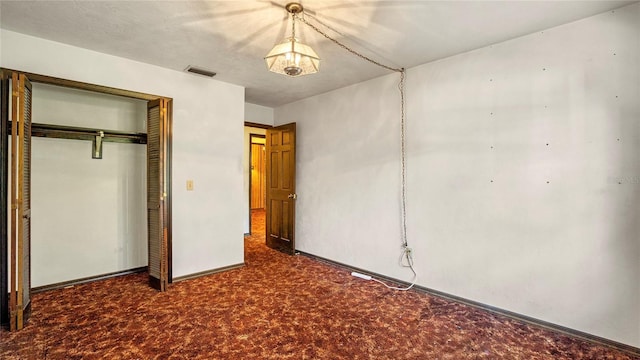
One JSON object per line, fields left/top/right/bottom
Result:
{"left": 1, "top": 209, "right": 637, "bottom": 359}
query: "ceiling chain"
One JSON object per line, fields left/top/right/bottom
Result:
{"left": 291, "top": 13, "right": 297, "bottom": 41}
{"left": 399, "top": 70, "right": 408, "bottom": 249}
{"left": 297, "top": 14, "right": 403, "bottom": 73}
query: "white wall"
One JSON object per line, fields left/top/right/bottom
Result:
{"left": 275, "top": 4, "right": 640, "bottom": 347}
{"left": 30, "top": 84, "right": 147, "bottom": 287}
{"left": 1, "top": 29, "right": 246, "bottom": 279}
{"left": 245, "top": 102, "right": 274, "bottom": 126}
{"left": 243, "top": 127, "right": 267, "bottom": 234}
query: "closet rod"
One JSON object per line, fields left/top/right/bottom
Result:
{"left": 7, "top": 121, "right": 147, "bottom": 144}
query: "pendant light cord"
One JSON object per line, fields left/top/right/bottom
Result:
{"left": 300, "top": 13, "right": 416, "bottom": 290}
{"left": 298, "top": 15, "right": 402, "bottom": 73}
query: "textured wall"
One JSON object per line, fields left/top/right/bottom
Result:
{"left": 275, "top": 4, "right": 640, "bottom": 347}
{"left": 245, "top": 103, "right": 274, "bottom": 126}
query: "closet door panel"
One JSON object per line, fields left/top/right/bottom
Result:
{"left": 1, "top": 70, "right": 9, "bottom": 326}
{"left": 9, "top": 73, "right": 32, "bottom": 330}
{"left": 147, "top": 99, "right": 169, "bottom": 291}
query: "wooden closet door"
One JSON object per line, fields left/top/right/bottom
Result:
{"left": 147, "top": 98, "right": 170, "bottom": 291}
{"left": 0, "top": 70, "right": 9, "bottom": 326}
{"left": 9, "top": 72, "right": 32, "bottom": 330}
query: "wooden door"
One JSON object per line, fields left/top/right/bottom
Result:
{"left": 9, "top": 73, "right": 32, "bottom": 330}
{"left": 147, "top": 98, "right": 171, "bottom": 291}
{"left": 1, "top": 70, "right": 9, "bottom": 326}
{"left": 265, "top": 123, "right": 296, "bottom": 254}
{"left": 250, "top": 142, "right": 266, "bottom": 209}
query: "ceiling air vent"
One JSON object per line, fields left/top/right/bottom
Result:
{"left": 185, "top": 65, "right": 217, "bottom": 78}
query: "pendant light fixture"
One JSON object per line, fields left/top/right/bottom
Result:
{"left": 264, "top": 2, "right": 416, "bottom": 291}
{"left": 264, "top": 2, "right": 320, "bottom": 77}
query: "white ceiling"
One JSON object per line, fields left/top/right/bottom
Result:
{"left": 0, "top": 1, "right": 636, "bottom": 107}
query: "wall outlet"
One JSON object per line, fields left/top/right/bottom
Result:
{"left": 186, "top": 180, "right": 194, "bottom": 191}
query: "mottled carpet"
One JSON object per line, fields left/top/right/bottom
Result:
{"left": 0, "top": 209, "right": 637, "bottom": 359}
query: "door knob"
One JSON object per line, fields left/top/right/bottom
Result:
{"left": 288, "top": 193, "right": 297, "bottom": 200}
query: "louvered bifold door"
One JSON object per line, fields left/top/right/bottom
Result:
{"left": 147, "top": 99, "right": 168, "bottom": 291}
{"left": 9, "top": 73, "right": 32, "bottom": 330}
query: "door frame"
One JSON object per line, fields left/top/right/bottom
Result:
{"left": 249, "top": 134, "right": 266, "bottom": 225}
{"left": 244, "top": 122, "right": 271, "bottom": 235}
{"left": 0, "top": 68, "right": 174, "bottom": 325}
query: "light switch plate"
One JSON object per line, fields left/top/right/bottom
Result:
{"left": 186, "top": 180, "right": 194, "bottom": 191}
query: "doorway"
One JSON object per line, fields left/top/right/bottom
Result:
{"left": 244, "top": 124, "right": 269, "bottom": 235}
{"left": 243, "top": 122, "right": 297, "bottom": 255}
{"left": 249, "top": 134, "right": 266, "bottom": 233}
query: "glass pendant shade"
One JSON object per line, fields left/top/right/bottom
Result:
{"left": 265, "top": 37, "right": 320, "bottom": 77}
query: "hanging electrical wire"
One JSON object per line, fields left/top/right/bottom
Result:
{"left": 299, "top": 12, "right": 417, "bottom": 291}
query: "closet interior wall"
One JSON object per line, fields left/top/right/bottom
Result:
{"left": 11, "top": 82, "right": 149, "bottom": 288}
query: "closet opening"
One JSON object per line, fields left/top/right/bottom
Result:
{"left": 0, "top": 68, "right": 173, "bottom": 331}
